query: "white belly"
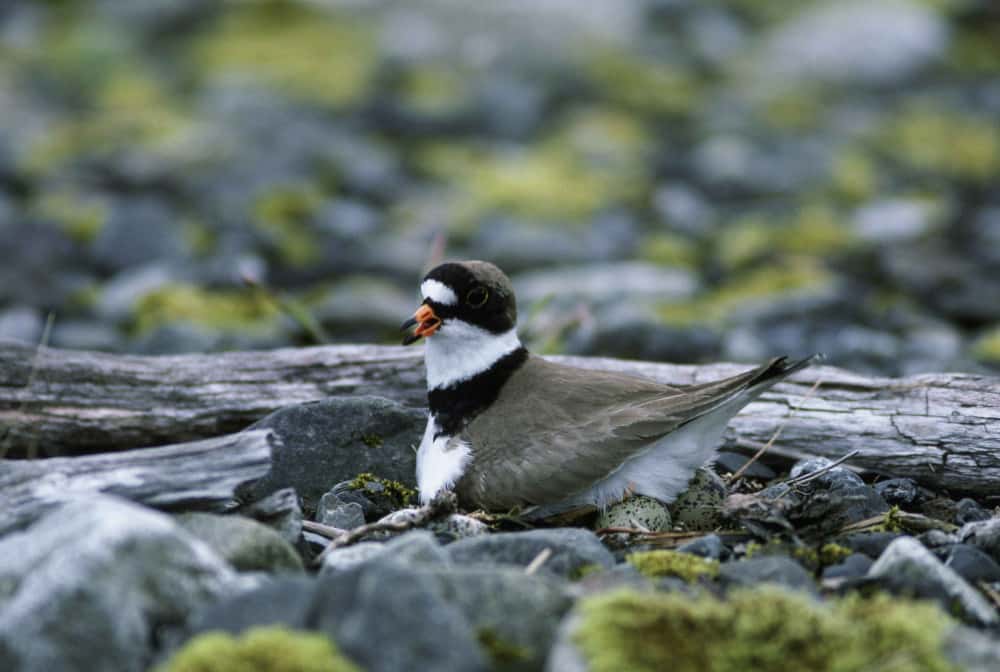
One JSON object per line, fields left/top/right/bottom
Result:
{"left": 416, "top": 414, "right": 471, "bottom": 504}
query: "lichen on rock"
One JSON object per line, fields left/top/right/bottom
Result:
{"left": 572, "top": 587, "right": 959, "bottom": 672}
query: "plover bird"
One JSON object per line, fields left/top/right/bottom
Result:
{"left": 402, "top": 260, "right": 816, "bottom": 515}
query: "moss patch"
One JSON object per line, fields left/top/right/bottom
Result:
{"left": 195, "top": 1, "right": 376, "bottom": 108}
{"left": 574, "top": 588, "right": 958, "bottom": 672}
{"left": 348, "top": 472, "right": 416, "bottom": 507}
{"left": 133, "top": 284, "right": 280, "bottom": 335}
{"left": 972, "top": 326, "right": 1000, "bottom": 365}
{"left": 583, "top": 47, "right": 699, "bottom": 118}
{"left": 658, "top": 258, "right": 834, "bottom": 326}
{"left": 626, "top": 550, "right": 720, "bottom": 582}
{"left": 253, "top": 183, "right": 325, "bottom": 266}
{"left": 157, "top": 626, "right": 360, "bottom": 672}
{"left": 882, "top": 107, "right": 1000, "bottom": 182}
{"left": 33, "top": 190, "right": 108, "bottom": 243}
{"left": 417, "top": 108, "right": 648, "bottom": 227}
{"left": 476, "top": 628, "right": 531, "bottom": 666}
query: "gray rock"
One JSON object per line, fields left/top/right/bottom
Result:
{"left": 821, "top": 553, "right": 873, "bottom": 580}
{"left": 0, "top": 305, "right": 43, "bottom": 343}
{"left": 955, "top": 498, "right": 991, "bottom": 525}
{"left": 92, "top": 197, "right": 190, "bottom": 272}
{"left": 129, "top": 322, "right": 222, "bottom": 355}
{"left": 183, "top": 576, "right": 317, "bottom": 638}
{"left": 678, "top": 534, "right": 729, "bottom": 561}
{"left": 174, "top": 513, "right": 304, "bottom": 573}
{"left": 719, "top": 556, "right": 816, "bottom": 594}
{"left": 782, "top": 459, "right": 889, "bottom": 533}
{"left": 317, "top": 493, "right": 366, "bottom": 529}
{"left": 426, "top": 566, "right": 574, "bottom": 672}
{"left": 959, "top": 518, "right": 1000, "bottom": 564}
{"left": 95, "top": 263, "right": 177, "bottom": 323}
{"left": 839, "top": 532, "right": 903, "bottom": 559}
{"left": 853, "top": 198, "right": 936, "bottom": 243}
{"left": 248, "top": 396, "right": 424, "bottom": 508}
{"left": 447, "top": 528, "right": 615, "bottom": 578}
{"left": 867, "top": 536, "right": 997, "bottom": 626}
{"left": 944, "top": 544, "right": 1000, "bottom": 584}
{"left": 49, "top": 320, "right": 124, "bottom": 352}
{"left": 943, "top": 624, "right": 1000, "bottom": 672}
{"left": 874, "top": 478, "right": 921, "bottom": 506}
{"left": 315, "top": 561, "right": 488, "bottom": 672}
{"left": 319, "top": 542, "right": 388, "bottom": 574}
{"left": 759, "top": 0, "right": 948, "bottom": 87}
{"left": 514, "top": 262, "right": 697, "bottom": 305}
{"left": 235, "top": 487, "right": 303, "bottom": 545}
{"left": 0, "top": 496, "right": 238, "bottom": 672}
{"left": 321, "top": 530, "right": 449, "bottom": 576}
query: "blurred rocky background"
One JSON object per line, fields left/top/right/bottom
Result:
{"left": 1, "top": 0, "right": 998, "bottom": 376}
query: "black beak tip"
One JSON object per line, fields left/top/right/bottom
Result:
{"left": 400, "top": 317, "right": 418, "bottom": 331}
{"left": 402, "top": 333, "right": 421, "bottom": 346}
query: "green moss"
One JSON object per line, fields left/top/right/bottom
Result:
{"left": 253, "top": 184, "right": 325, "bottom": 266}
{"left": 583, "top": 47, "right": 699, "bottom": 118}
{"left": 883, "top": 107, "right": 1000, "bottom": 182}
{"left": 133, "top": 284, "right": 280, "bottom": 335}
{"left": 34, "top": 190, "right": 108, "bottom": 243}
{"left": 417, "top": 108, "right": 648, "bottom": 227}
{"left": 571, "top": 563, "right": 606, "bottom": 581}
{"left": 658, "top": 259, "right": 834, "bottom": 326}
{"left": 360, "top": 433, "right": 383, "bottom": 448}
{"left": 972, "top": 326, "right": 1000, "bottom": 365}
{"left": 639, "top": 233, "right": 699, "bottom": 269}
{"left": 878, "top": 505, "right": 905, "bottom": 533}
{"left": 760, "top": 89, "right": 824, "bottom": 131}
{"left": 476, "top": 628, "right": 531, "bottom": 666}
{"left": 156, "top": 626, "right": 360, "bottom": 672}
{"left": 717, "top": 205, "right": 855, "bottom": 270}
{"left": 25, "top": 68, "right": 193, "bottom": 176}
{"left": 574, "top": 588, "right": 958, "bottom": 672}
{"left": 195, "top": 1, "right": 376, "bottom": 108}
{"left": 348, "top": 472, "right": 416, "bottom": 507}
{"left": 626, "top": 550, "right": 720, "bottom": 582}
{"left": 818, "top": 543, "right": 854, "bottom": 566}
{"left": 830, "top": 149, "right": 879, "bottom": 203}
{"left": 398, "top": 65, "right": 470, "bottom": 114}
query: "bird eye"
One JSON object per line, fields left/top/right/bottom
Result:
{"left": 466, "top": 286, "right": 489, "bottom": 308}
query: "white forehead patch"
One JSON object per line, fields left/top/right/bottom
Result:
{"left": 421, "top": 279, "right": 458, "bottom": 306}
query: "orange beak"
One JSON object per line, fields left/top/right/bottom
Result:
{"left": 401, "top": 303, "right": 441, "bottom": 345}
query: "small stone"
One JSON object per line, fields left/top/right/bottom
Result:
{"left": 175, "top": 513, "right": 304, "bottom": 574}
{"left": 944, "top": 544, "right": 1000, "bottom": 584}
{"left": 669, "top": 467, "right": 727, "bottom": 531}
{"left": 959, "top": 518, "right": 1000, "bottom": 564}
{"left": 920, "top": 497, "right": 958, "bottom": 523}
{"left": 447, "top": 528, "right": 615, "bottom": 578}
{"left": 868, "top": 536, "right": 997, "bottom": 627}
{"left": 596, "top": 495, "right": 672, "bottom": 532}
{"left": 235, "top": 488, "right": 303, "bottom": 546}
{"left": 316, "top": 494, "right": 365, "bottom": 530}
{"left": 822, "top": 553, "right": 873, "bottom": 581}
{"left": 0, "top": 305, "right": 43, "bottom": 343}
{"left": 954, "top": 498, "right": 991, "bottom": 525}
{"left": 319, "top": 542, "right": 387, "bottom": 575}
{"left": 874, "top": 478, "right": 921, "bottom": 507}
{"left": 677, "top": 534, "right": 729, "bottom": 561}
{"left": 918, "top": 529, "right": 957, "bottom": 549}
{"left": 839, "top": 532, "right": 903, "bottom": 559}
{"left": 718, "top": 556, "right": 817, "bottom": 594}
{"left": 0, "top": 496, "right": 239, "bottom": 672}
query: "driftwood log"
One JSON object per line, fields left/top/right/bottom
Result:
{"left": 1, "top": 339, "right": 998, "bottom": 496}
{"left": 0, "top": 429, "right": 274, "bottom": 535}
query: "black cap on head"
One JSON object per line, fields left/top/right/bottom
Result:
{"left": 422, "top": 261, "right": 517, "bottom": 334}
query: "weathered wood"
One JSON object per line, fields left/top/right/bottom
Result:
{"left": 1, "top": 339, "right": 998, "bottom": 495}
{"left": 0, "top": 429, "right": 274, "bottom": 535}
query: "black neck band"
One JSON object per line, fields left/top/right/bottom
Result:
{"left": 428, "top": 347, "right": 529, "bottom": 438}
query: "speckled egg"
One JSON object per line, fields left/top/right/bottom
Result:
{"left": 595, "top": 495, "right": 672, "bottom": 532}
{"left": 668, "top": 467, "right": 727, "bottom": 531}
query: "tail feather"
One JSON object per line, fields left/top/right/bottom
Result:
{"left": 748, "top": 353, "right": 823, "bottom": 390}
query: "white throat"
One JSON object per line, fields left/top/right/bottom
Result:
{"left": 424, "top": 322, "right": 521, "bottom": 390}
